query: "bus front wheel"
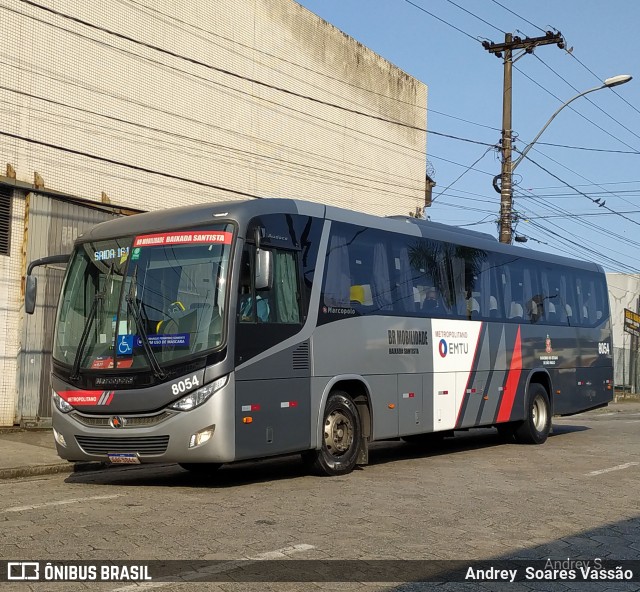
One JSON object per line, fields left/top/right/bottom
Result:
{"left": 514, "top": 385, "right": 551, "bottom": 445}
{"left": 303, "top": 391, "right": 362, "bottom": 476}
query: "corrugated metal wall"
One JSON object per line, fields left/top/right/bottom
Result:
{"left": 18, "top": 193, "right": 121, "bottom": 425}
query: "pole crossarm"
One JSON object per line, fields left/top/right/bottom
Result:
{"left": 482, "top": 32, "right": 564, "bottom": 57}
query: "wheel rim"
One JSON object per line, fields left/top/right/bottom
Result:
{"left": 324, "top": 409, "right": 354, "bottom": 457}
{"left": 532, "top": 395, "right": 548, "bottom": 432}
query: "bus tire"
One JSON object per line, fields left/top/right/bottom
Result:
{"left": 303, "top": 391, "right": 361, "bottom": 476}
{"left": 178, "top": 462, "right": 222, "bottom": 475}
{"left": 514, "top": 384, "right": 551, "bottom": 445}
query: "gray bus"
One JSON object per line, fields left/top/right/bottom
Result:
{"left": 26, "top": 198, "right": 614, "bottom": 476}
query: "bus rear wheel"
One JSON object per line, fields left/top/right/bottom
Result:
{"left": 303, "top": 391, "right": 361, "bottom": 476}
{"left": 514, "top": 384, "right": 551, "bottom": 445}
{"left": 178, "top": 462, "right": 222, "bottom": 475}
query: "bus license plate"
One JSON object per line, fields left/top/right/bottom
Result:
{"left": 107, "top": 453, "right": 140, "bottom": 464}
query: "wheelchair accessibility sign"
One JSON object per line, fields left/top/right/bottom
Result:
{"left": 117, "top": 335, "right": 134, "bottom": 355}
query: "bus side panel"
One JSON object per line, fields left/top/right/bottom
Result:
{"left": 235, "top": 342, "right": 311, "bottom": 460}
{"left": 456, "top": 322, "right": 509, "bottom": 429}
{"left": 234, "top": 377, "right": 310, "bottom": 460}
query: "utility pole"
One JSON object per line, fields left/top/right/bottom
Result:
{"left": 483, "top": 31, "right": 565, "bottom": 244}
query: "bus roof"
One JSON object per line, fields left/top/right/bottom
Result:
{"left": 77, "top": 197, "right": 603, "bottom": 274}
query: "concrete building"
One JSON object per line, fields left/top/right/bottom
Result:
{"left": 606, "top": 273, "right": 640, "bottom": 389}
{"left": 0, "top": 0, "right": 428, "bottom": 425}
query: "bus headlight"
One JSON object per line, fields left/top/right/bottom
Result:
{"left": 52, "top": 391, "right": 73, "bottom": 413}
{"left": 168, "top": 375, "right": 228, "bottom": 411}
{"left": 53, "top": 427, "right": 67, "bottom": 448}
{"left": 189, "top": 425, "right": 215, "bottom": 448}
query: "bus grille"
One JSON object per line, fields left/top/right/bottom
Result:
{"left": 70, "top": 411, "right": 174, "bottom": 428}
{"left": 75, "top": 435, "right": 170, "bottom": 456}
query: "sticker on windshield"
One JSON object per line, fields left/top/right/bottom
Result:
{"left": 117, "top": 334, "right": 135, "bottom": 355}
{"left": 90, "top": 356, "right": 133, "bottom": 369}
{"left": 131, "top": 247, "right": 141, "bottom": 261}
{"left": 133, "top": 231, "right": 232, "bottom": 248}
{"left": 136, "top": 334, "right": 190, "bottom": 348}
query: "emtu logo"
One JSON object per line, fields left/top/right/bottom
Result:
{"left": 439, "top": 339, "right": 468, "bottom": 357}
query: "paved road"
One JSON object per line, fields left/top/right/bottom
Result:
{"left": 1, "top": 404, "right": 639, "bottom": 591}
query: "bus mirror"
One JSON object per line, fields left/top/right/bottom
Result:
{"left": 255, "top": 249, "right": 273, "bottom": 290}
{"left": 24, "top": 253, "right": 70, "bottom": 315}
{"left": 25, "top": 275, "right": 38, "bottom": 315}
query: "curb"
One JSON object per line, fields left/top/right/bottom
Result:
{"left": 0, "top": 461, "right": 108, "bottom": 481}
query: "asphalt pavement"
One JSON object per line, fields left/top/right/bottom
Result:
{"left": 0, "top": 396, "right": 638, "bottom": 481}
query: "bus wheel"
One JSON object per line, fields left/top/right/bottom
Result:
{"left": 303, "top": 391, "right": 361, "bottom": 476}
{"left": 514, "top": 384, "right": 551, "bottom": 445}
{"left": 178, "top": 463, "right": 222, "bottom": 475}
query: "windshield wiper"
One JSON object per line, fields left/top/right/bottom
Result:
{"left": 70, "top": 264, "right": 114, "bottom": 382}
{"left": 125, "top": 267, "right": 166, "bottom": 381}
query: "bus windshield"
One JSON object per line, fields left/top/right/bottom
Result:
{"left": 53, "top": 225, "right": 234, "bottom": 372}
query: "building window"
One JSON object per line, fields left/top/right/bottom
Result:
{"left": 0, "top": 187, "right": 12, "bottom": 256}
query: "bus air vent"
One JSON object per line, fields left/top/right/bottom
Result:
{"left": 292, "top": 342, "right": 310, "bottom": 371}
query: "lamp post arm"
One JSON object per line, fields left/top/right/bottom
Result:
{"left": 511, "top": 83, "right": 606, "bottom": 172}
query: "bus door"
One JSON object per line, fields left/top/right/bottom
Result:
{"left": 234, "top": 241, "right": 310, "bottom": 459}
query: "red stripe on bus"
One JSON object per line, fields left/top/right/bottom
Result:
{"left": 57, "top": 390, "right": 104, "bottom": 405}
{"left": 496, "top": 327, "right": 522, "bottom": 422}
{"left": 456, "top": 323, "right": 484, "bottom": 427}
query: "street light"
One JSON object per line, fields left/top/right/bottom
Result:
{"left": 496, "top": 73, "right": 633, "bottom": 243}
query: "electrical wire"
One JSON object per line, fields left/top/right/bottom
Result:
{"left": 533, "top": 54, "right": 640, "bottom": 146}
{"left": 487, "top": 0, "right": 547, "bottom": 34}
{"left": 116, "top": 0, "right": 427, "bottom": 112}
{"left": 514, "top": 65, "right": 639, "bottom": 153}
{"left": 402, "top": 0, "right": 481, "bottom": 42}
{"left": 441, "top": 0, "right": 505, "bottom": 35}
{"left": 12, "top": 0, "right": 427, "bottom": 133}
{"left": 431, "top": 147, "right": 496, "bottom": 204}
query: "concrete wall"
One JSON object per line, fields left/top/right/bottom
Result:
{"left": 0, "top": 0, "right": 427, "bottom": 424}
{"left": 0, "top": 0, "right": 426, "bottom": 214}
{"left": 607, "top": 273, "right": 640, "bottom": 388}
{"left": 0, "top": 192, "right": 25, "bottom": 426}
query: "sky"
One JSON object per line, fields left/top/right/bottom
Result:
{"left": 295, "top": 0, "right": 640, "bottom": 273}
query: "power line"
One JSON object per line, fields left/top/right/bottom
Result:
{"left": 0, "top": 130, "right": 264, "bottom": 199}
{"left": 533, "top": 54, "right": 640, "bottom": 147}
{"left": 441, "top": 0, "right": 505, "bottom": 34}
{"left": 431, "top": 147, "right": 495, "bottom": 204}
{"left": 535, "top": 141, "right": 640, "bottom": 155}
{"left": 514, "top": 65, "right": 640, "bottom": 153}
{"left": 487, "top": 0, "right": 547, "bottom": 34}
{"left": 529, "top": 146, "right": 639, "bottom": 209}
{"left": 402, "top": 0, "right": 481, "bottom": 42}
{"left": 566, "top": 50, "right": 640, "bottom": 121}
{"left": 0, "top": 85, "right": 427, "bottom": 197}
{"left": 116, "top": 0, "right": 427, "bottom": 112}
{"left": 13, "top": 0, "right": 427, "bottom": 133}
{"left": 0, "top": 57, "right": 423, "bottom": 187}
{"left": 429, "top": 108, "right": 500, "bottom": 131}
{"left": 521, "top": 155, "right": 640, "bottom": 228}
